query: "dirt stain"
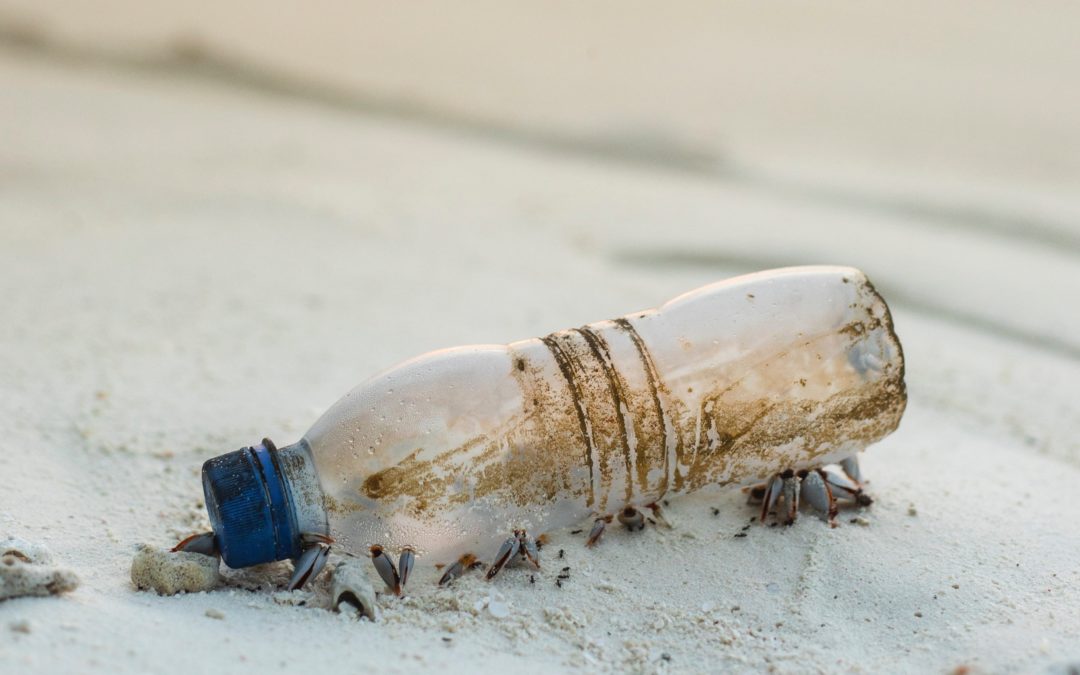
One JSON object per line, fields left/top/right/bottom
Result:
{"left": 352, "top": 274, "right": 906, "bottom": 523}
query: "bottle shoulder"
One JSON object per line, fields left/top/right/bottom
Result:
{"left": 303, "top": 344, "right": 524, "bottom": 472}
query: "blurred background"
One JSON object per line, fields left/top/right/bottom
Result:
{"left": 2, "top": 2, "right": 1078, "bottom": 335}
{"left": 4, "top": 2, "right": 1080, "bottom": 182}
{"left": 2, "top": 1, "right": 1076, "bottom": 446}
{"left": 2, "top": 4, "right": 1080, "bottom": 672}
{"left": 4, "top": 1, "right": 1079, "bottom": 184}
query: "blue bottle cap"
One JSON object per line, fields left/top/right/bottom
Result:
{"left": 201, "top": 439, "right": 300, "bottom": 568}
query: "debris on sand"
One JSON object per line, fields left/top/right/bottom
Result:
{"left": 130, "top": 544, "right": 220, "bottom": 595}
{"left": 331, "top": 560, "right": 379, "bottom": 621}
{"left": 0, "top": 537, "right": 79, "bottom": 601}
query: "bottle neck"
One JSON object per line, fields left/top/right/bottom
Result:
{"left": 276, "top": 439, "right": 330, "bottom": 542}
{"left": 201, "top": 438, "right": 330, "bottom": 568}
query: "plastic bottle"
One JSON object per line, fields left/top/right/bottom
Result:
{"left": 199, "top": 266, "right": 905, "bottom": 570}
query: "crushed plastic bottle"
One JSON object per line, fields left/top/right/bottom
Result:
{"left": 199, "top": 266, "right": 905, "bottom": 569}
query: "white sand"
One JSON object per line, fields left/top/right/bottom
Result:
{"left": 2, "top": 23, "right": 1080, "bottom": 675}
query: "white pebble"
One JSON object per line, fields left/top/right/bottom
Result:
{"left": 1, "top": 537, "right": 79, "bottom": 600}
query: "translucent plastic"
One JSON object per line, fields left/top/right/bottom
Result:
{"left": 301, "top": 266, "right": 906, "bottom": 562}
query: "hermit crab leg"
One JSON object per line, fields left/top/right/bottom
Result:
{"left": 780, "top": 470, "right": 800, "bottom": 525}
{"left": 370, "top": 545, "right": 401, "bottom": 595}
{"left": 799, "top": 470, "right": 838, "bottom": 527}
{"left": 840, "top": 455, "right": 863, "bottom": 484}
{"left": 518, "top": 531, "right": 540, "bottom": 569}
{"left": 646, "top": 502, "right": 673, "bottom": 529}
{"left": 171, "top": 531, "right": 218, "bottom": 557}
{"left": 398, "top": 546, "right": 415, "bottom": 592}
{"left": 438, "top": 553, "right": 477, "bottom": 586}
{"left": 585, "top": 515, "right": 612, "bottom": 548}
{"left": 821, "top": 466, "right": 873, "bottom": 506}
{"left": 485, "top": 534, "right": 521, "bottom": 580}
{"left": 286, "top": 532, "right": 333, "bottom": 591}
{"left": 759, "top": 475, "right": 784, "bottom": 523}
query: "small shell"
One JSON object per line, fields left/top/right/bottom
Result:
{"left": 331, "top": 560, "right": 379, "bottom": 621}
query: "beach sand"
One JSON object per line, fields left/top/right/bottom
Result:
{"left": 2, "top": 15, "right": 1080, "bottom": 673}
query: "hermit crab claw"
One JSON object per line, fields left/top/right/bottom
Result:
{"left": 840, "top": 456, "right": 863, "bottom": 484}
{"left": 171, "top": 532, "right": 218, "bottom": 557}
{"left": 485, "top": 535, "right": 520, "bottom": 580}
{"left": 821, "top": 465, "right": 873, "bottom": 506}
{"left": 398, "top": 547, "right": 415, "bottom": 593}
{"left": 800, "top": 470, "right": 838, "bottom": 527}
{"left": 438, "top": 554, "right": 477, "bottom": 586}
{"left": 585, "top": 515, "right": 612, "bottom": 548}
{"left": 370, "top": 545, "right": 401, "bottom": 595}
{"left": 286, "top": 533, "right": 333, "bottom": 591}
{"left": 518, "top": 531, "right": 540, "bottom": 569}
{"left": 758, "top": 475, "right": 784, "bottom": 523}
